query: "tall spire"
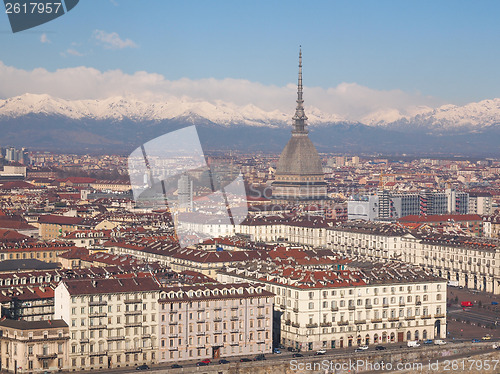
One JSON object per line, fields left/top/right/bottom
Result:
{"left": 292, "top": 46, "right": 308, "bottom": 134}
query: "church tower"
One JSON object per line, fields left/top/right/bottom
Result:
{"left": 271, "top": 49, "right": 328, "bottom": 205}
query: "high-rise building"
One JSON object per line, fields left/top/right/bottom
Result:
{"left": 177, "top": 174, "right": 193, "bottom": 210}
{"left": 272, "top": 50, "right": 327, "bottom": 205}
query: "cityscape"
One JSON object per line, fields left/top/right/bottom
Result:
{"left": 2, "top": 2, "right": 500, "bottom": 374}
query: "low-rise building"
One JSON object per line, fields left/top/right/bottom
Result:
{"left": 54, "top": 277, "right": 161, "bottom": 371}
{"left": 158, "top": 283, "right": 274, "bottom": 363}
{"left": 219, "top": 261, "right": 446, "bottom": 351}
{"left": 0, "top": 319, "right": 69, "bottom": 373}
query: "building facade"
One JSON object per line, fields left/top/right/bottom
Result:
{"left": 54, "top": 277, "right": 161, "bottom": 371}
{"left": 158, "top": 283, "right": 274, "bottom": 363}
{"left": 0, "top": 319, "right": 69, "bottom": 373}
{"left": 219, "top": 262, "right": 446, "bottom": 351}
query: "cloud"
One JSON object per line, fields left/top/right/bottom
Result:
{"left": 65, "top": 48, "right": 83, "bottom": 57}
{"left": 0, "top": 61, "right": 444, "bottom": 122}
{"left": 40, "top": 33, "right": 50, "bottom": 43}
{"left": 93, "top": 30, "right": 137, "bottom": 49}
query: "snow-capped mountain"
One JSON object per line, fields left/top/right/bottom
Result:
{"left": 0, "top": 93, "right": 345, "bottom": 127}
{"left": 382, "top": 98, "right": 500, "bottom": 133}
{"left": 1, "top": 93, "right": 500, "bottom": 132}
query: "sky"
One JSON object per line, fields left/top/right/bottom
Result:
{"left": 1, "top": 0, "right": 500, "bottom": 121}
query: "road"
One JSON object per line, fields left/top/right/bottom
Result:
{"left": 84, "top": 341, "right": 488, "bottom": 373}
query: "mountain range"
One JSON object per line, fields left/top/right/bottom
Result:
{"left": 1, "top": 94, "right": 500, "bottom": 156}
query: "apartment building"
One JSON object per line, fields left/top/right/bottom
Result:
{"left": 54, "top": 277, "right": 161, "bottom": 371}
{"left": 158, "top": 283, "right": 274, "bottom": 363}
{"left": 219, "top": 261, "right": 446, "bottom": 351}
{"left": 0, "top": 319, "right": 69, "bottom": 373}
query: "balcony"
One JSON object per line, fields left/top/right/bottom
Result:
{"left": 231, "top": 306, "right": 239, "bottom": 311}
{"left": 306, "top": 323, "right": 318, "bottom": 329}
{"left": 337, "top": 321, "right": 349, "bottom": 326}
{"left": 214, "top": 307, "right": 222, "bottom": 311}
{"left": 388, "top": 317, "right": 399, "bottom": 322}
{"left": 348, "top": 305, "right": 355, "bottom": 310}
{"left": 371, "top": 319, "right": 382, "bottom": 323}
{"left": 279, "top": 304, "right": 286, "bottom": 310}
{"left": 168, "top": 321, "right": 178, "bottom": 325}
{"left": 125, "top": 310, "right": 142, "bottom": 316}
{"left": 80, "top": 338, "right": 89, "bottom": 343}
{"left": 399, "top": 302, "right": 405, "bottom": 307}
{"left": 196, "top": 331, "right": 206, "bottom": 336}
{"left": 142, "top": 334, "right": 151, "bottom": 339}
{"left": 107, "top": 336, "right": 125, "bottom": 341}
{"left": 293, "top": 307, "right": 299, "bottom": 313}
{"left": 416, "top": 301, "right": 422, "bottom": 306}
{"left": 88, "top": 300, "right": 107, "bottom": 307}
{"left": 89, "top": 352, "right": 108, "bottom": 357}
{"left": 125, "top": 348, "right": 142, "bottom": 354}
{"left": 422, "top": 315, "right": 432, "bottom": 319}
{"left": 168, "top": 333, "right": 178, "bottom": 338}
{"left": 89, "top": 324, "right": 107, "bottom": 330}
{"left": 285, "top": 319, "right": 291, "bottom": 326}
{"left": 214, "top": 317, "right": 222, "bottom": 322}
{"left": 405, "top": 316, "right": 415, "bottom": 321}
{"left": 230, "top": 316, "right": 238, "bottom": 321}
{"left": 320, "top": 322, "right": 332, "bottom": 327}
{"left": 291, "top": 322, "right": 300, "bottom": 328}
{"left": 382, "top": 304, "right": 389, "bottom": 308}
{"left": 257, "top": 304, "right": 265, "bottom": 309}
{"left": 89, "top": 312, "right": 107, "bottom": 318}
{"left": 124, "top": 298, "right": 142, "bottom": 304}
{"left": 257, "top": 315, "right": 265, "bottom": 319}
{"left": 37, "top": 353, "right": 58, "bottom": 360}
{"left": 354, "top": 320, "right": 366, "bottom": 325}
{"left": 125, "top": 322, "right": 142, "bottom": 328}
{"left": 434, "top": 314, "right": 445, "bottom": 319}
{"left": 365, "top": 304, "right": 373, "bottom": 309}
{"left": 331, "top": 306, "right": 339, "bottom": 312}
{"left": 230, "top": 329, "right": 239, "bottom": 333}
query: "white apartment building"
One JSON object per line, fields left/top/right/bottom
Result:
{"left": 219, "top": 261, "right": 447, "bottom": 351}
{"left": 54, "top": 277, "right": 161, "bottom": 371}
{"left": 158, "top": 283, "right": 274, "bottom": 363}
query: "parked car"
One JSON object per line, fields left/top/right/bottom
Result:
{"left": 358, "top": 345, "right": 368, "bottom": 350}
{"left": 273, "top": 348, "right": 281, "bottom": 354}
{"left": 407, "top": 340, "right": 420, "bottom": 348}
{"left": 375, "top": 345, "right": 386, "bottom": 350}
{"left": 171, "top": 364, "right": 183, "bottom": 369}
{"left": 434, "top": 339, "right": 447, "bottom": 345}
{"left": 254, "top": 354, "right": 266, "bottom": 361}
{"left": 196, "top": 359, "right": 210, "bottom": 366}
{"left": 136, "top": 365, "right": 150, "bottom": 370}
{"left": 492, "top": 301, "right": 498, "bottom": 305}
{"left": 423, "top": 339, "right": 433, "bottom": 344}
{"left": 472, "top": 339, "right": 481, "bottom": 343}
{"left": 316, "top": 350, "right": 327, "bottom": 355}
{"left": 240, "top": 358, "right": 252, "bottom": 362}
{"left": 287, "top": 347, "right": 298, "bottom": 352}
{"left": 493, "top": 343, "right": 500, "bottom": 350}
{"left": 482, "top": 335, "right": 492, "bottom": 340}
{"left": 293, "top": 353, "right": 304, "bottom": 358}
{"left": 218, "top": 359, "right": 230, "bottom": 364}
